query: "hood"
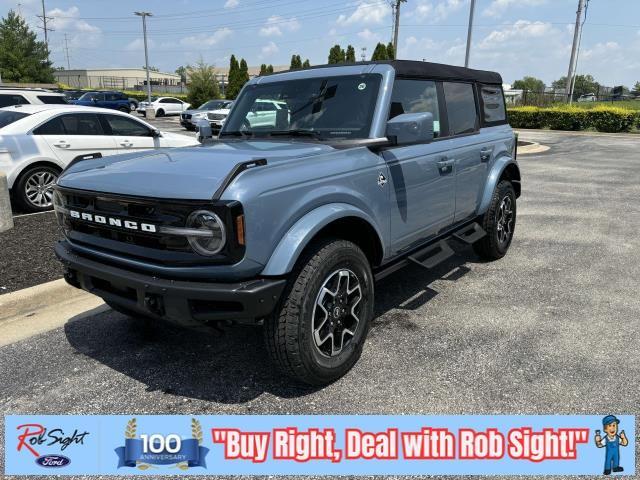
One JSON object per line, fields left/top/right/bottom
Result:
{"left": 57, "top": 140, "right": 335, "bottom": 200}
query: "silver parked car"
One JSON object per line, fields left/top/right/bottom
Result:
{"left": 180, "top": 100, "right": 233, "bottom": 130}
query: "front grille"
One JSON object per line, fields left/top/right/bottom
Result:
{"left": 208, "top": 113, "right": 226, "bottom": 121}
{"left": 182, "top": 114, "right": 192, "bottom": 120}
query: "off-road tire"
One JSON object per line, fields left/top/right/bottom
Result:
{"left": 14, "top": 164, "right": 61, "bottom": 212}
{"left": 264, "top": 238, "right": 374, "bottom": 385}
{"left": 473, "top": 180, "right": 516, "bottom": 260}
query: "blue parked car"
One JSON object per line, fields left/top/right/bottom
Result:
{"left": 74, "top": 91, "right": 134, "bottom": 113}
{"left": 54, "top": 60, "right": 519, "bottom": 385}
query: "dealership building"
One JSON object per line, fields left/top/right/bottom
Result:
{"left": 54, "top": 68, "right": 182, "bottom": 91}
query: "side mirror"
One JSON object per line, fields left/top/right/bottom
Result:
{"left": 151, "top": 129, "right": 161, "bottom": 138}
{"left": 196, "top": 119, "right": 213, "bottom": 144}
{"left": 386, "top": 112, "right": 434, "bottom": 146}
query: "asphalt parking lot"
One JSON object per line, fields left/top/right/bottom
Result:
{"left": 1, "top": 130, "right": 639, "bottom": 477}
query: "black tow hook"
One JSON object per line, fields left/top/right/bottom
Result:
{"left": 144, "top": 294, "right": 165, "bottom": 316}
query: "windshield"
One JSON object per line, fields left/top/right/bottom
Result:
{"left": 221, "top": 74, "right": 381, "bottom": 140}
{"left": 199, "top": 100, "right": 230, "bottom": 110}
{"left": 0, "top": 111, "right": 30, "bottom": 129}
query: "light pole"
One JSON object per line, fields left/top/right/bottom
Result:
{"left": 565, "top": 0, "right": 587, "bottom": 104}
{"left": 464, "top": 0, "right": 476, "bottom": 67}
{"left": 134, "top": 11, "right": 153, "bottom": 106}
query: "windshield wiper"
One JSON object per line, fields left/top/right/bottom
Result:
{"left": 268, "top": 129, "right": 323, "bottom": 139}
{"left": 220, "top": 130, "right": 253, "bottom": 138}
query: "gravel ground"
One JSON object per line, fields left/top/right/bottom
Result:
{"left": 1, "top": 130, "right": 639, "bottom": 479}
{"left": 0, "top": 211, "right": 62, "bottom": 293}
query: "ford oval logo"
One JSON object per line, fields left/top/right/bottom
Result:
{"left": 35, "top": 454, "right": 71, "bottom": 468}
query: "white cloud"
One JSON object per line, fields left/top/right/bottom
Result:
{"left": 179, "top": 28, "right": 233, "bottom": 48}
{"left": 259, "top": 15, "right": 301, "bottom": 37}
{"left": 261, "top": 41, "right": 279, "bottom": 57}
{"left": 336, "top": 1, "right": 389, "bottom": 26}
{"left": 482, "top": 0, "right": 547, "bottom": 18}
{"left": 357, "top": 28, "right": 380, "bottom": 42}
{"left": 477, "top": 20, "right": 552, "bottom": 49}
{"left": 224, "top": 0, "right": 239, "bottom": 8}
{"left": 48, "top": 6, "right": 100, "bottom": 33}
{"left": 413, "top": 1, "right": 433, "bottom": 20}
{"left": 409, "top": 0, "right": 467, "bottom": 23}
{"left": 124, "top": 38, "right": 156, "bottom": 52}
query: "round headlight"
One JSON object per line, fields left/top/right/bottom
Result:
{"left": 186, "top": 210, "right": 226, "bottom": 256}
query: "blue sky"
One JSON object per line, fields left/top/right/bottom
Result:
{"left": 2, "top": 0, "right": 639, "bottom": 87}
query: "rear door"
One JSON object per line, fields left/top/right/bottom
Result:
{"left": 33, "top": 113, "right": 119, "bottom": 166}
{"left": 441, "top": 81, "right": 487, "bottom": 223}
{"left": 384, "top": 78, "right": 455, "bottom": 256}
{"left": 102, "top": 113, "right": 158, "bottom": 151}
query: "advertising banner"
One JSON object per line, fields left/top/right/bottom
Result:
{"left": 4, "top": 414, "right": 635, "bottom": 476}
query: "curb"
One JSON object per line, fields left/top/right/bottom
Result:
{"left": 0, "top": 278, "right": 108, "bottom": 346}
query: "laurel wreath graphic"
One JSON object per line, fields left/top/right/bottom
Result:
{"left": 192, "top": 418, "right": 203, "bottom": 445}
{"left": 125, "top": 418, "right": 137, "bottom": 439}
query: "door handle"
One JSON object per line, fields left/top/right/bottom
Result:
{"left": 437, "top": 158, "right": 455, "bottom": 175}
{"left": 120, "top": 141, "right": 133, "bottom": 147}
{"left": 53, "top": 141, "right": 70, "bottom": 148}
{"left": 480, "top": 147, "right": 493, "bottom": 162}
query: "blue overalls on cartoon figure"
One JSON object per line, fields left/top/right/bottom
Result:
{"left": 604, "top": 433, "right": 620, "bottom": 472}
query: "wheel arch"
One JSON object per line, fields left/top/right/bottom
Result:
{"left": 261, "top": 203, "right": 384, "bottom": 276}
{"left": 478, "top": 157, "right": 521, "bottom": 215}
{"left": 9, "top": 158, "right": 64, "bottom": 189}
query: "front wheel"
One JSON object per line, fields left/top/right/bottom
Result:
{"left": 473, "top": 180, "right": 517, "bottom": 260}
{"left": 14, "top": 165, "right": 61, "bottom": 212}
{"left": 264, "top": 238, "right": 374, "bottom": 385}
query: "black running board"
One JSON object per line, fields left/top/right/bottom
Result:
{"left": 374, "top": 222, "right": 484, "bottom": 281}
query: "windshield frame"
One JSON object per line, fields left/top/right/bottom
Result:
{"left": 220, "top": 72, "right": 386, "bottom": 141}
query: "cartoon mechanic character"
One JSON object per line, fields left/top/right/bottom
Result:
{"left": 595, "top": 415, "right": 628, "bottom": 475}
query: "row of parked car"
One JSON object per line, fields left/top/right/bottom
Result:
{"left": 0, "top": 87, "right": 202, "bottom": 213}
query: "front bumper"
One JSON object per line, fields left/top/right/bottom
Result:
{"left": 55, "top": 240, "right": 286, "bottom": 327}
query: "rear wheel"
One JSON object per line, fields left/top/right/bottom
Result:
{"left": 473, "top": 180, "right": 516, "bottom": 260}
{"left": 264, "top": 238, "right": 374, "bottom": 385}
{"left": 155, "top": 109, "right": 165, "bottom": 117}
{"left": 14, "top": 165, "right": 61, "bottom": 212}
{"left": 118, "top": 106, "right": 130, "bottom": 113}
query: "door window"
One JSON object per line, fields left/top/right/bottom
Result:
{"left": 443, "top": 82, "right": 478, "bottom": 136}
{"left": 0, "top": 94, "right": 29, "bottom": 107}
{"left": 37, "top": 95, "right": 67, "bottom": 104}
{"left": 479, "top": 84, "right": 506, "bottom": 125}
{"left": 389, "top": 79, "right": 441, "bottom": 137}
{"left": 104, "top": 114, "right": 151, "bottom": 136}
{"left": 33, "top": 116, "right": 66, "bottom": 135}
{"left": 34, "top": 113, "right": 104, "bottom": 135}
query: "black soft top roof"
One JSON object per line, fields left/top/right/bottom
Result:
{"left": 302, "top": 59, "right": 502, "bottom": 85}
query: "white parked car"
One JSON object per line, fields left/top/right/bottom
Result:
{"left": 180, "top": 100, "right": 233, "bottom": 130}
{"left": 0, "top": 88, "right": 67, "bottom": 107}
{"left": 577, "top": 93, "right": 597, "bottom": 102}
{"left": 137, "top": 96, "right": 191, "bottom": 117}
{"left": 0, "top": 104, "right": 198, "bottom": 212}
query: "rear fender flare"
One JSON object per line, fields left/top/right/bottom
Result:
{"left": 478, "top": 156, "right": 519, "bottom": 215}
{"left": 261, "top": 203, "right": 382, "bottom": 276}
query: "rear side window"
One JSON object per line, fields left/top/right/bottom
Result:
{"left": 34, "top": 113, "right": 104, "bottom": 135}
{"left": 37, "top": 95, "right": 67, "bottom": 104}
{"left": 0, "top": 111, "right": 30, "bottom": 129}
{"left": 390, "top": 79, "right": 441, "bottom": 137}
{"left": 443, "top": 82, "right": 478, "bottom": 136}
{"left": 0, "top": 94, "right": 29, "bottom": 107}
{"left": 479, "top": 84, "right": 506, "bottom": 125}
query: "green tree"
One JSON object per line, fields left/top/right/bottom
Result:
{"left": 328, "top": 44, "right": 345, "bottom": 64}
{"left": 371, "top": 42, "right": 389, "bottom": 60}
{"left": 386, "top": 42, "right": 395, "bottom": 60}
{"left": 512, "top": 76, "right": 545, "bottom": 92}
{"left": 302, "top": 59, "right": 310, "bottom": 68}
{"left": 186, "top": 60, "right": 220, "bottom": 108}
{"left": 267, "top": 64, "right": 274, "bottom": 74}
{"left": 289, "top": 54, "right": 302, "bottom": 70}
{"left": 175, "top": 65, "right": 187, "bottom": 83}
{"left": 631, "top": 81, "right": 640, "bottom": 97}
{"left": 259, "top": 63, "right": 268, "bottom": 76}
{"left": 0, "top": 10, "right": 53, "bottom": 83}
{"left": 226, "top": 54, "right": 241, "bottom": 99}
{"left": 345, "top": 45, "right": 356, "bottom": 63}
{"left": 552, "top": 74, "right": 600, "bottom": 99}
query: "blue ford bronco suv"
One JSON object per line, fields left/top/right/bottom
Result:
{"left": 54, "top": 60, "right": 519, "bottom": 385}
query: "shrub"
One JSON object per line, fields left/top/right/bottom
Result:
{"left": 507, "top": 106, "right": 545, "bottom": 129}
{"left": 585, "top": 107, "right": 636, "bottom": 133}
{"left": 541, "top": 107, "right": 588, "bottom": 131}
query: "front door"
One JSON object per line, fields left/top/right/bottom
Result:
{"left": 385, "top": 79, "right": 455, "bottom": 256}
{"left": 102, "top": 113, "right": 159, "bottom": 152}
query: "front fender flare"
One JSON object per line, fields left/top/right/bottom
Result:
{"left": 478, "top": 156, "right": 520, "bottom": 215}
{"left": 261, "top": 203, "right": 382, "bottom": 276}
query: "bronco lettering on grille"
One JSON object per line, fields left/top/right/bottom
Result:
{"left": 68, "top": 210, "right": 157, "bottom": 233}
